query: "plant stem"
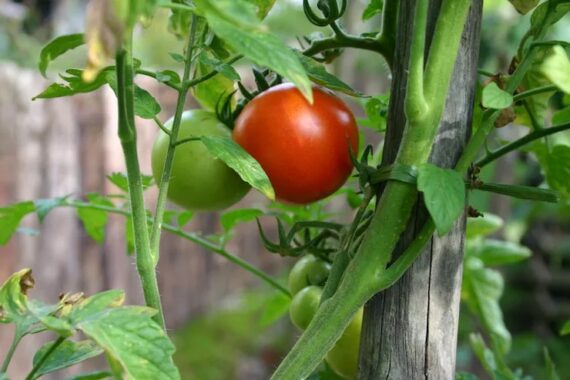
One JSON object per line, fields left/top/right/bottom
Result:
{"left": 136, "top": 69, "right": 181, "bottom": 91}
{"left": 476, "top": 121, "right": 570, "bottom": 168}
{"left": 25, "top": 337, "right": 65, "bottom": 380}
{"left": 456, "top": 8, "right": 556, "bottom": 173}
{"left": 405, "top": 0, "right": 429, "bottom": 123}
{"left": 63, "top": 201, "right": 290, "bottom": 297}
{"left": 1, "top": 330, "right": 22, "bottom": 373}
{"left": 303, "top": 35, "right": 391, "bottom": 65}
{"left": 185, "top": 55, "right": 243, "bottom": 88}
{"left": 150, "top": 14, "right": 198, "bottom": 265}
{"left": 513, "top": 84, "right": 557, "bottom": 102}
{"left": 116, "top": 39, "right": 165, "bottom": 328}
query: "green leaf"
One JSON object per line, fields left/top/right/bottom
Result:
{"left": 541, "top": 45, "right": 570, "bottom": 94}
{"left": 221, "top": 208, "right": 263, "bottom": 232}
{"left": 473, "top": 239, "right": 531, "bottom": 266}
{"left": 417, "top": 164, "right": 465, "bottom": 236}
{"left": 544, "top": 348, "right": 561, "bottom": 380}
{"left": 362, "top": 0, "right": 383, "bottom": 20}
{"left": 561, "top": 320, "right": 570, "bottom": 335}
{"left": 463, "top": 262, "right": 511, "bottom": 354}
{"left": 77, "top": 194, "right": 114, "bottom": 244}
{"left": 517, "top": 46, "right": 557, "bottom": 128}
{"left": 200, "top": 135, "right": 275, "bottom": 200}
{"left": 105, "top": 73, "right": 161, "bottom": 119}
{"left": 508, "top": 0, "right": 539, "bottom": 14}
{"left": 482, "top": 82, "right": 513, "bottom": 109}
{"left": 535, "top": 144, "right": 570, "bottom": 197}
{"left": 192, "top": 52, "right": 236, "bottom": 111}
{"left": 77, "top": 307, "right": 180, "bottom": 380}
{"left": 39, "top": 34, "right": 85, "bottom": 77}
{"left": 107, "top": 172, "right": 154, "bottom": 192}
{"left": 0, "top": 373, "right": 8, "bottom": 380}
{"left": 0, "top": 201, "right": 36, "bottom": 245}
{"left": 194, "top": 0, "right": 312, "bottom": 102}
{"left": 66, "top": 371, "right": 112, "bottom": 380}
{"left": 466, "top": 213, "right": 504, "bottom": 239}
{"left": 198, "top": 52, "right": 240, "bottom": 81}
{"left": 167, "top": 0, "right": 193, "bottom": 39}
{"left": 32, "top": 340, "right": 103, "bottom": 379}
{"left": 259, "top": 292, "right": 291, "bottom": 327}
{"left": 469, "top": 333, "right": 498, "bottom": 376}
{"left": 552, "top": 106, "right": 570, "bottom": 125}
{"left": 0, "top": 269, "right": 34, "bottom": 324}
{"left": 530, "top": 2, "right": 570, "bottom": 35}
{"left": 69, "top": 290, "right": 125, "bottom": 324}
{"left": 358, "top": 94, "right": 389, "bottom": 131}
{"left": 177, "top": 211, "right": 194, "bottom": 227}
{"left": 296, "top": 53, "right": 362, "bottom": 97}
{"left": 34, "top": 197, "right": 67, "bottom": 222}
{"left": 247, "top": 0, "right": 276, "bottom": 19}
{"left": 34, "top": 69, "right": 110, "bottom": 100}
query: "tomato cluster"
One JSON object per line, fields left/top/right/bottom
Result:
{"left": 288, "top": 255, "right": 362, "bottom": 379}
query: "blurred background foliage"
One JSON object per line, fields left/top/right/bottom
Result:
{"left": 0, "top": 0, "right": 569, "bottom": 379}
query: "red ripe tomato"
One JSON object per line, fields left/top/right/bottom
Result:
{"left": 233, "top": 83, "right": 359, "bottom": 204}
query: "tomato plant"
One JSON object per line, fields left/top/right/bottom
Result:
{"left": 151, "top": 110, "right": 250, "bottom": 211}
{"left": 233, "top": 83, "right": 359, "bottom": 204}
{"left": 1, "top": 0, "right": 569, "bottom": 379}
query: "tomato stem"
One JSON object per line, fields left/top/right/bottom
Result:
{"left": 116, "top": 37, "right": 165, "bottom": 328}
{"left": 149, "top": 14, "right": 198, "bottom": 266}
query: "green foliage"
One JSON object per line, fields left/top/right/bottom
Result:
{"left": 541, "top": 45, "right": 570, "bottom": 94}
{"left": 31, "top": 340, "right": 103, "bottom": 379}
{"left": 38, "top": 34, "right": 85, "bottom": 77}
{"left": 0, "top": 202, "right": 35, "bottom": 245}
{"left": 295, "top": 53, "right": 362, "bottom": 97}
{"left": 76, "top": 194, "right": 114, "bottom": 244}
{"left": 0, "top": 270, "right": 179, "bottom": 379}
{"left": 417, "top": 164, "right": 466, "bottom": 235}
{"left": 508, "top": 0, "right": 540, "bottom": 15}
{"left": 193, "top": 0, "right": 312, "bottom": 102}
{"left": 482, "top": 82, "right": 513, "bottom": 109}
{"left": 77, "top": 307, "right": 179, "bottom": 380}
{"left": 201, "top": 135, "right": 275, "bottom": 200}
{"left": 362, "top": 0, "right": 384, "bottom": 20}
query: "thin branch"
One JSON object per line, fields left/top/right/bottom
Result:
{"left": 476, "top": 122, "right": 570, "bottom": 168}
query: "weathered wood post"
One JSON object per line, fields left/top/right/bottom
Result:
{"left": 358, "top": 1, "right": 483, "bottom": 378}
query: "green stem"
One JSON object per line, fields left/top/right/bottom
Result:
{"left": 116, "top": 40, "right": 165, "bottom": 328}
{"left": 64, "top": 201, "right": 289, "bottom": 297}
{"left": 456, "top": 9, "right": 556, "bottom": 173}
{"left": 303, "top": 35, "right": 391, "bottom": 66}
{"left": 400, "top": 0, "right": 473, "bottom": 165}
{"left": 185, "top": 55, "right": 243, "bottom": 88}
{"left": 513, "top": 84, "right": 557, "bottom": 102}
{"left": 320, "top": 249, "right": 349, "bottom": 303}
{"left": 405, "top": 0, "right": 429, "bottom": 123}
{"left": 136, "top": 69, "right": 181, "bottom": 91}
{"left": 1, "top": 330, "right": 22, "bottom": 373}
{"left": 150, "top": 14, "right": 198, "bottom": 265}
{"left": 476, "top": 122, "right": 570, "bottom": 168}
{"left": 378, "top": 0, "right": 398, "bottom": 65}
{"left": 25, "top": 337, "right": 65, "bottom": 380}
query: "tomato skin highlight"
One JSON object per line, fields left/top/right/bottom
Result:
{"left": 233, "top": 83, "right": 359, "bottom": 204}
{"left": 151, "top": 110, "right": 250, "bottom": 211}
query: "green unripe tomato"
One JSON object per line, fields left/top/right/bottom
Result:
{"left": 325, "top": 307, "right": 363, "bottom": 380}
{"left": 288, "top": 255, "right": 332, "bottom": 295}
{"left": 151, "top": 110, "right": 251, "bottom": 211}
{"left": 289, "top": 286, "right": 322, "bottom": 330}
